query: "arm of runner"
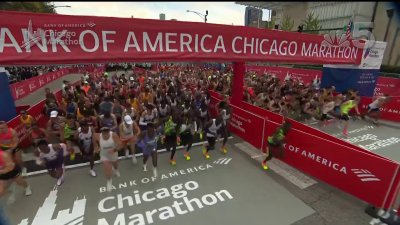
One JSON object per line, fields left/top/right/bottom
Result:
{"left": 139, "top": 112, "right": 147, "bottom": 126}
{"left": 133, "top": 121, "right": 141, "bottom": 137}
{"left": 59, "top": 123, "right": 66, "bottom": 142}
{"left": 92, "top": 133, "right": 100, "bottom": 153}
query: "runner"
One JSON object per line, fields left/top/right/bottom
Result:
{"left": 19, "top": 110, "right": 35, "bottom": 129}
{"left": 119, "top": 115, "right": 141, "bottom": 164}
{"left": 29, "top": 122, "right": 47, "bottom": 147}
{"left": 139, "top": 104, "right": 157, "bottom": 131}
{"left": 363, "top": 94, "right": 391, "bottom": 125}
{"left": 46, "top": 110, "right": 65, "bottom": 143}
{"left": 0, "top": 121, "right": 27, "bottom": 176}
{"left": 197, "top": 100, "right": 209, "bottom": 140}
{"left": 261, "top": 120, "right": 292, "bottom": 170}
{"left": 35, "top": 140, "right": 68, "bottom": 186}
{"left": 93, "top": 127, "right": 122, "bottom": 192}
{"left": 319, "top": 96, "right": 335, "bottom": 128}
{"left": 99, "top": 112, "right": 118, "bottom": 133}
{"left": 339, "top": 96, "right": 361, "bottom": 137}
{"left": 60, "top": 115, "right": 79, "bottom": 161}
{"left": 202, "top": 116, "right": 223, "bottom": 159}
{"left": 162, "top": 113, "right": 180, "bottom": 165}
{"left": 137, "top": 122, "right": 159, "bottom": 178}
{"left": 76, "top": 121, "right": 97, "bottom": 177}
{"left": 0, "top": 150, "right": 32, "bottom": 205}
{"left": 217, "top": 95, "right": 231, "bottom": 154}
{"left": 179, "top": 114, "right": 196, "bottom": 161}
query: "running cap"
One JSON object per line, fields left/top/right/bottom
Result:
{"left": 100, "top": 127, "right": 111, "bottom": 131}
{"left": 50, "top": 110, "right": 58, "bottom": 118}
{"left": 124, "top": 115, "right": 133, "bottom": 125}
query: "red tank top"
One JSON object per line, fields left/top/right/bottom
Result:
{"left": 0, "top": 128, "right": 13, "bottom": 143}
{"left": 0, "top": 151, "right": 4, "bottom": 167}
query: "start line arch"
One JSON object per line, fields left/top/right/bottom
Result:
{"left": 1, "top": 10, "right": 399, "bottom": 213}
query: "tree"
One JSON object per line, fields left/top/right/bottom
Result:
{"left": 302, "top": 12, "right": 322, "bottom": 34}
{"left": 0, "top": 2, "right": 56, "bottom": 13}
{"left": 281, "top": 14, "right": 294, "bottom": 31}
{"left": 265, "top": 17, "right": 276, "bottom": 29}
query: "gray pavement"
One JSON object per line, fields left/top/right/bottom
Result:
{"left": 4, "top": 137, "right": 374, "bottom": 225}
{"left": 309, "top": 119, "right": 400, "bottom": 163}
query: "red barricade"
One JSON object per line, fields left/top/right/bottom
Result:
{"left": 209, "top": 90, "right": 400, "bottom": 209}
{"left": 10, "top": 68, "right": 70, "bottom": 101}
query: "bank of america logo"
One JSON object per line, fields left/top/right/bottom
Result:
{"left": 213, "top": 158, "right": 232, "bottom": 165}
{"left": 18, "top": 186, "right": 87, "bottom": 225}
{"left": 351, "top": 169, "right": 381, "bottom": 182}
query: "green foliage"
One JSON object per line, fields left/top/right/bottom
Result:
{"left": 0, "top": 2, "right": 56, "bottom": 13}
{"left": 265, "top": 17, "right": 276, "bottom": 29}
{"left": 281, "top": 14, "right": 294, "bottom": 31}
{"left": 302, "top": 12, "right": 322, "bottom": 34}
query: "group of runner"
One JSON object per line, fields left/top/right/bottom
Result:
{"left": 0, "top": 64, "right": 232, "bottom": 203}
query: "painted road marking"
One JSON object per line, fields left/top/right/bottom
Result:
{"left": 235, "top": 142, "right": 317, "bottom": 189}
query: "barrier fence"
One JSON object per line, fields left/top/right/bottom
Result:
{"left": 209, "top": 90, "right": 400, "bottom": 210}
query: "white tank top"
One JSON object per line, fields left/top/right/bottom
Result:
{"left": 121, "top": 123, "right": 134, "bottom": 138}
{"left": 100, "top": 132, "right": 115, "bottom": 152}
{"left": 39, "top": 144, "right": 65, "bottom": 161}
{"left": 158, "top": 105, "right": 169, "bottom": 116}
{"left": 200, "top": 108, "right": 207, "bottom": 117}
{"left": 207, "top": 119, "right": 221, "bottom": 137}
{"left": 78, "top": 127, "right": 93, "bottom": 146}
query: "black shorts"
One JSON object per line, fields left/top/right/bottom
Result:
{"left": 0, "top": 166, "right": 21, "bottom": 180}
{"left": 368, "top": 107, "right": 379, "bottom": 113}
{"left": 268, "top": 141, "right": 281, "bottom": 148}
{"left": 180, "top": 132, "right": 193, "bottom": 146}
{"left": 340, "top": 114, "right": 350, "bottom": 121}
{"left": 207, "top": 136, "right": 216, "bottom": 150}
{"left": 165, "top": 134, "right": 177, "bottom": 147}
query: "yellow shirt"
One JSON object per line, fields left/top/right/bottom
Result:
{"left": 20, "top": 115, "right": 34, "bottom": 126}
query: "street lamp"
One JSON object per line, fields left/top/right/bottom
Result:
{"left": 186, "top": 9, "right": 208, "bottom": 23}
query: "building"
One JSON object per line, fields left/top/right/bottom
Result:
{"left": 236, "top": 2, "right": 400, "bottom": 66}
{"left": 159, "top": 13, "right": 165, "bottom": 20}
{"left": 244, "top": 6, "right": 263, "bottom": 27}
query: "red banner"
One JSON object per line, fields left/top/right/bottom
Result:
{"left": 0, "top": 11, "right": 363, "bottom": 65}
{"left": 246, "top": 65, "right": 322, "bottom": 85}
{"left": 374, "top": 76, "right": 400, "bottom": 97}
{"left": 10, "top": 68, "right": 70, "bottom": 100}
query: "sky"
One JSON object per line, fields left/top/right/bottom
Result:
{"left": 53, "top": 2, "right": 271, "bottom": 26}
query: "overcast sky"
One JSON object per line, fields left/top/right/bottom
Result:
{"left": 53, "top": 2, "right": 271, "bottom": 26}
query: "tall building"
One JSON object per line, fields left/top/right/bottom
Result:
{"left": 236, "top": 2, "right": 400, "bottom": 65}
{"left": 159, "top": 13, "right": 165, "bottom": 20}
{"left": 244, "top": 6, "right": 263, "bottom": 27}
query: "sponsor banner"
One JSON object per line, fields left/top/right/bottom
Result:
{"left": 321, "top": 67, "right": 379, "bottom": 97}
{"left": 246, "top": 65, "right": 322, "bottom": 85}
{"left": 360, "top": 96, "right": 400, "bottom": 122}
{"left": 0, "top": 11, "right": 363, "bottom": 65}
{"left": 10, "top": 68, "right": 70, "bottom": 100}
{"left": 374, "top": 76, "right": 400, "bottom": 97}
{"left": 278, "top": 119, "right": 400, "bottom": 209}
{"left": 0, "top": 71, "right": 17, "bottom": 121}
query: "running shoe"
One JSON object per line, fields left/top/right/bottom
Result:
{"left": 202, "top": 148, "right": 210, "bottom": 159}
{"left": 153, "top": 167, "right": 158, "bottom": 178}
{"left": 90, "top": 170, "right": 97, "bottom": 177}
{"left": 143, "top": 164, "right": 147, "bottom": 172}
{"left": 57, "top": 176, "right": 64, "bottom": 186}
{"left": 107, "top": 180, "right": 113, "bottom": 192}
{"left": 113, "top": 169, "right": 121, "bottom": 177}
{"left": 125, "top": 149, "right": 130, "bottom": 157}
{"left": 220, "top": 147, "right": 228, "bottom": 154}
{"left": 25, "top": 185, "right": 32, "bottom": 196}
{"left": 22, "top": 167, "right": 28, "bottom": 177}
{"left": 170, "top": 159, "right": 177, "bottom": 166}
{"left": 184, "top": 152, "right": 191, "bottom": 161}
{"left": 262, "top": 162, "right": 269, "bottom": 170}
{"left": 132, "top": 155, "right": 137, "bottom": 164}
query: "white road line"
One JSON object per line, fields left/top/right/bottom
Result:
{"left": 25, "top": 137, "right": 233, "bottom": 177}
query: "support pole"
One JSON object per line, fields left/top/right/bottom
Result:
{"left": 231, "top": 62, "right": 245, "bottom": 106}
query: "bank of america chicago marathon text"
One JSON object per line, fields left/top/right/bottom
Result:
{"left": 96, "top": 180, "right": 234, "bottom": 225}
{"left": 1, "top": 29, "right": 359, "bottom": 59}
